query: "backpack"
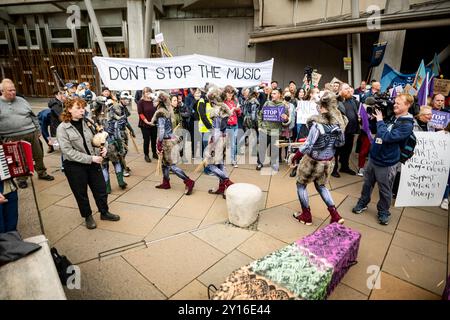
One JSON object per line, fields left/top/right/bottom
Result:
{"left": 399, "top": 131, "right": 417, "bottom": 164}
{"left": 50, "top": 247, "right": 74, "bottom": 286}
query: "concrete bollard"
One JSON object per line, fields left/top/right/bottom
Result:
{"left": 226, "top": 183, "right": 262, "bottom": 228}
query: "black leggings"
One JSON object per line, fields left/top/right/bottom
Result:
{"left": 140, "top": 126, "right": 157, "bottom": 157}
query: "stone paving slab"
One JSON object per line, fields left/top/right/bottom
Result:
{"left": 95, "top": 201, "right": 167, "bottom": 237}
{"left": 123, "top": 233, "right": 224, "bottom": 297}
{"left": 197, "top": 250, "right": 254, "bottom": 289}
{"left": 337, "top": 196, "right": 402, "bottom": 235}
{"left": 144, "top": 215, "right": 201, "bottom": 242}
{"left": 397, "top": 216, "right": 447, "bottom": 244}
{"left": 328, "top": 283, "right": 368, "bottom": 300}
{"left": 369, "top": 272, "right": 441, "bottom": 300}
{"left": 338, "top": 220, "right": 393, "bottom": 296}
{"left": 257, "top": 205, "right": 323, "bottom": 243}
{"left": 192, "top": 224, "right": 255, "bottom": 254}
{"left": 53, "top": 224, "right": 142, "bottom": 264}
{"left": 237, "top": 232, "right": 287, "bottom": 260}
{"left": 65, "top": 256, "right": 166, "bottom": 300}
{"left": 382, "top": 245, "right": 447, "bottom": 296}
{"left": 169, "top": 280, "right": 209, "bottom": 300}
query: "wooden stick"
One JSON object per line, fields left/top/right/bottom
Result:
{"left": 194, "top": 159, "right": 208, "bottom": 173}
{"left": 126, "top": 127, "right": 139, "bottom": 154}
{"left": 155, "top": 153, "right": 163, "bottom": 177}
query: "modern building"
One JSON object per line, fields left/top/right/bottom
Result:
{"left": 0, "top": 0, "right": 448, "bottom": 96}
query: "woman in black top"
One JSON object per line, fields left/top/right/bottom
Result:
{"left": 137, "top": 87, "right": 158, "bottom": 162}
{"left": 56, "top": 98, "right": 120, "bottom": 230}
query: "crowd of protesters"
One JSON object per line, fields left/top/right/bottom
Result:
{"left": 1, "top": 71, "right": 449, "bottom": 233}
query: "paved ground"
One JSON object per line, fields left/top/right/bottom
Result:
{"left": 16, "top": 98, "right": 449, "bottom": 300}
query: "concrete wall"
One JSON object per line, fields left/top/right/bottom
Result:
{"left": 255, "top": 36, "right": 369, "bottom": 88}
{"left": 262, "top": 0, "right": 435, "bottom": 27}
{"left": 160, "top": 17, "right": 256, "bottom": 62}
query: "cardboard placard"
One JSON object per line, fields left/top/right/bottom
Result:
{"left": 433, "top": 79, "right": 450, "bottom": 96}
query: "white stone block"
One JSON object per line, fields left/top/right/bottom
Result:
{"left": 226, "top": 183, "right": 262, "bottom": 228}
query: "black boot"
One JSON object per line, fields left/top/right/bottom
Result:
{"left": 101, "top": 212, "right": 120, "bottom": 221}
{"left": 85, "top": 215, "right": 97, "bottom": 229}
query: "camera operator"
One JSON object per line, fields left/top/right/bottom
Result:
{"left": 352, "top": 93, "right": 414, "bottom": 225}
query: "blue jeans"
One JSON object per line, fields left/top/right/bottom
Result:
{"left": 227, "top": 125, "right": 238, "bottom": 163}
{"left": 0, "top": 181, "right": 19, "bottom": 233}
{"left": 201, "top": 132, "right": 210, "bottom": 157}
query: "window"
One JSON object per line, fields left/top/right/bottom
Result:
{"left": 51, "top": 29, "right": 72, "bottom": 38}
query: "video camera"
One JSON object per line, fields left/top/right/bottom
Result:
{"left": 304, "top": 66, "right": 313, "bottom": 84}
{"left": 364, "top": 92, "right": 394, "bottom": 119}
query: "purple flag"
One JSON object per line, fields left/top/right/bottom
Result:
{"left": 359, "top": 103, "right": 373, "bottom": 143}
{"left": 428, "top": 75, "right": 434, "bottom": 98}
{"left": 417, "top": 73, "right": 428, "bottom": 106}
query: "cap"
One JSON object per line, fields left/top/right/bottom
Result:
{"left": 65, "top": 83, "right": 75, "bottom": 89}
{"left": 120, "top": 91, "right": 132, "bottom": 99}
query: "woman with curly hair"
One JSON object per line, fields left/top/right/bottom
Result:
{"left": 57, "top": 97, "right": 120, "bottom": 229}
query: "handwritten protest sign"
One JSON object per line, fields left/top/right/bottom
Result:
{"left": 433, "top": 79, "right": 450, "bottom": 96}
{"left": 430, "top": 110, "right": 450, "bottom": 130}
{"left": 302, "top": 72, "right": 322, "bottom": 87}
{"left": 262, "top": 106, "right": 286, "bottom": 122}
{"left": 395, "top": 132, "right": 450, "bottom": 207}
{"left": 296, "top": 101, "right": 319, "bottom": 124}
{"left": 93, "top": 54, "right": 273, "bottom": 90}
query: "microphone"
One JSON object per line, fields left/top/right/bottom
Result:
{"left": 364, "top": 96, "right": 377, "bottom": 105}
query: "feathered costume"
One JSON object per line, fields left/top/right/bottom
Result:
{"left": 291, "top": 91, "right": 347, "bottom": 225}
{"left": 151, "top": 91, "right": 195, "bottom": 195}
{"left": 202, "top": 86, "right": 234, "bottom": 197}
{"left": 101, "top": 99, "right": 128, "bottom": 193}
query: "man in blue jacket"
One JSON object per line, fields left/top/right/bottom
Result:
{"left": 352, "top": 93, "right": 414, "bottom": 225}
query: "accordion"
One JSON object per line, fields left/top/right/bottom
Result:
{"left": 0, "top": 141, "right": 35, "bottom": 181}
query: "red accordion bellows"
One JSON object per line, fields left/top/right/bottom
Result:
{"left": 0, "top": 141, "right": 35, "bottom": 181}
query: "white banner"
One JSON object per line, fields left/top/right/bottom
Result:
{"left": 92, "top": 54, "right": 274, "bottom": 90}
{"left": 395, "top": 132, "right": 450, "bottom": 207}
{"left": 296, "top": 100, "right": 319, "bottom": 124}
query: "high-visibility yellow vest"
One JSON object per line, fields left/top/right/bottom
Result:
{"left": 198, "top": 98, "right": 213, "bottom": 133}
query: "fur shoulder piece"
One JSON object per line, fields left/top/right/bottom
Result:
{"left": 150, "top": 107, "right": 171, "bottom": 125}
{"left": 210, "top": 101, "right": 232, "bottom": 119}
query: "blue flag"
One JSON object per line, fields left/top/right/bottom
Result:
{"left": 414, "top": 59, "right": 426, "bottom": 91}
{"left": 380, "top": 64, "right": 415, "bottom": 93}
{"left": 426, "top": 53, "right": 440, "bottom": 77}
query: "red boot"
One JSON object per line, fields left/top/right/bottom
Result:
{"left": 328, "top": 206, "right": 344, "bottom": 224}
{"left": 222, "top": 179, "right": 234, "bottom": 199}
{"left": 208, "top": 180, "right": 225, "bottom": 195}
{"left": 184, "top": 178, "right": 195, "bottom": 195}
{"left": 155, "top": 178, "right": 171, "bottom": 189}
{"left": 293, "top": 207, "right": 313, "bottom": 226}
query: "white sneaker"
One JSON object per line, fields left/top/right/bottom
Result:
{"left": 440, "top": 198, "right": 448, "bottom": 210}
{"left": 357, "top": 168, "right": 364, "bottom": 177}
{"left": 232, "top": 162, "right": 238, "bottom": 168}
{"left": 123, "top": 171, "right": 130, "bottom": 177}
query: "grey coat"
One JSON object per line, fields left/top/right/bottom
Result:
{"left": 56, "top": 120, "right": 99, "bottom": 164}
